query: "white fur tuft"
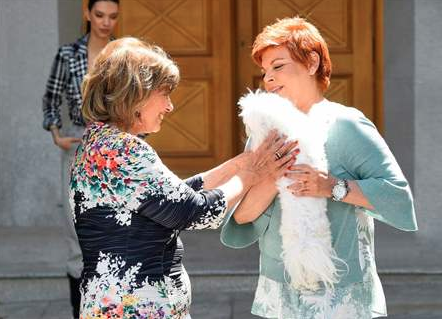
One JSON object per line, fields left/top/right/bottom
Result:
{"left": 239, "top": 90, "right": 343, "bottom": 291}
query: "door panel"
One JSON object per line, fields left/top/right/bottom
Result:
{"left": 259, "top": 0, "right": 351, "bottom": 51}
{"left": 121, "top": 0, "right": 211, "bottom": 55}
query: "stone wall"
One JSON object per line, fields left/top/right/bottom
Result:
{"left": 0, "top": 0, "right": 82, "bottom": 226}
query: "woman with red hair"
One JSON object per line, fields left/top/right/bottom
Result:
{"left": 222, "top": 17, "right": 417, "bottom": 318}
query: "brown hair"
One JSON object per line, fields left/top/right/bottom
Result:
{"left": 252, "top": 17, "right": 332, "bottom": 92}
{"left": 82, "top": 37, "right": 180, "bottom": 129}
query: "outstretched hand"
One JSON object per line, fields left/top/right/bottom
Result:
{"left": 244, "top": 130, "right": 299, "bottom": 184}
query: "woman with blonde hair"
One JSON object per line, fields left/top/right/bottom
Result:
{"left": 70, "top": 37, "right": 296, "bottom": 318}
{"left": 221, "top": 17, "right": 417, "bottom": 318}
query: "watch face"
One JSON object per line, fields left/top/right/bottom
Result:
{"left": 333, "top": 184, "right": 347, "bottom": 200}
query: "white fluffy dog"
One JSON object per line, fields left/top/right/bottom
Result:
{"left": 239, "top": 90, "right": 342, "bottom": 291}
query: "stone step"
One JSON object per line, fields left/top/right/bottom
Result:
{"left": 0, "top": 300, "right": 72, "bottom": 319}
{"left": 0, "top": 227, "right": 68, "bottom": 266}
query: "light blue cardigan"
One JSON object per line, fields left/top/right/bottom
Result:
{"left": 221, "top": 103, "right": 417, "bottom": 287}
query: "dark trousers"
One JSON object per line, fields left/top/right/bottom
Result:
{"left": 68, "top": 274, "right": 81, "bottom": 319}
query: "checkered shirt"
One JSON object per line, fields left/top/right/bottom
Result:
{"left": 42, "top": 34, "right": 89, "bottom": 130}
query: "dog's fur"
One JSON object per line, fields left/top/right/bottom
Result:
{"left": 239, "top": 90, "right": 342, "bottom": 291}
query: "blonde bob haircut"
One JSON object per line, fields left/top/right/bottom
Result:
{"left": 252, "top": 17, "right": 332, "bottom": 92}
{"left": 82, "top": 37, "right": 180, "bottom": 129}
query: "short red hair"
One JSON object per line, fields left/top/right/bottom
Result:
{"left": 252, "top": 17, "right": 332, "bottom": 92}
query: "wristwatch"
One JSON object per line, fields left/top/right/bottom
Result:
{"left": 331, "top": 179, "right": 349, "bottom": 202}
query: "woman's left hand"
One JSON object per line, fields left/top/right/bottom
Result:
{"left": 285, "top": 164, "right": 334, "bottom": 198}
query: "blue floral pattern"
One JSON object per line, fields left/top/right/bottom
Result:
{"left": 251, "top": 210, "right": 387, "bottom": 319}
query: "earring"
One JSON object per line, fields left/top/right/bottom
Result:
{"left": 135, "top": 111, "right": 141, "bottom": 118}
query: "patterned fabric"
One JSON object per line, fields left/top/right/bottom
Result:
{"left": 252, "top": 276, "right": 372, "bottom": 319}
{"left": 70, "top": 122, "right": 227, "bottom": 318}
{"left": 42, "top": 34, "right": 89, "bottom": 130}
{"left": 251, "top": 208, "right": 386, "bottom": 319}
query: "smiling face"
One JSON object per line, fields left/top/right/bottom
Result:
{"left": 86, "top": 1, "right": 119, "bottom": 39}
{"left": 133, "top": 90, "right": 174, "bottom": 135}
{"left": 260, "top": 45, "right": 320, "bottom": 111}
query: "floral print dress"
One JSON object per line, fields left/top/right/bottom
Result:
{"left": 69, "top": 122, "right": 227, "bottom": 319}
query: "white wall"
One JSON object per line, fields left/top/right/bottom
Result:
{"left": 413, "top": 0, "right": 442, "bottom": 265}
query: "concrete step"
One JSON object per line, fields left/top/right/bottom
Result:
{"left": 381, "top": 274, "right": 442, "bottom": 317}
{"left": 0, "top": 227, "right": 68, "bottom": 266}
{"left": 0, "top": 227, "right": 441, "bottom": 319}
{"left": 0, "top": 300, "right": 72, "bottom": 319}
{"left": 0, "top": 227, "right": 69, "bottom": 304}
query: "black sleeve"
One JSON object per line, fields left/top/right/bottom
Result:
{"left": 133, "top": 153, "right": 226, "bottom": 230}
{"left": 42, "top": 48, "right": 67, "bottom": 130}
{"left": 138, "top": 187, "right": 226, "bottom": 230}
{"left": 184, "top": 174, "right": 204, "bottom": 191}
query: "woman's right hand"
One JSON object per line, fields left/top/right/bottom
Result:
{"left": 54, "top": 136, "right": 82, "bottom": 151}
{"left": 241, "top": 131, "right": 299, "bottom": 185}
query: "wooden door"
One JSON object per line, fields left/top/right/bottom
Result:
{"left": 112, "top": 0, "right": 234, "bottom": 176}
{"left": 235, "top": 0, "right": 378, "bottom": 151}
